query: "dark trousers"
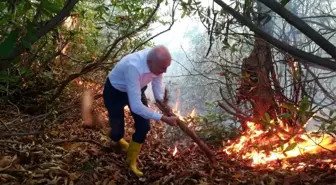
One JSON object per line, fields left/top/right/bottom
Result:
{"left": 103, "top": 78, "right": 150, "bottom": 143}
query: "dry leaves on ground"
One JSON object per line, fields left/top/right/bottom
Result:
{"left": 0, "top": 84, "right": 335, "bottom": 185}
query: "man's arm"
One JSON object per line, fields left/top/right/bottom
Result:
{"left": 152, "top": 74, "right": 164, "bottom": 101}
{"left": 152, "top": 75, "right": 175, "bottom": 115}
{"left": 125, "top": 65, "right": 162, "bottom": 120}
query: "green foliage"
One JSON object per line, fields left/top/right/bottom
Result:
{"left": 0, "top": 0, "right": 166, "bottom": 112}
{"left": 283, "top": 142, "right": 297, "bottom": 152}
{"left": 313, "top": 109, "right": 336, "bottom": 135}
{"left": 193, "top": 101, "right": 239, "bottom": 141}
{"left": 0, "top": 30, "right": 19, "bottom": 57}
{"left": 0, "top": 0, "right": 64, "bottom": 51}
{"left": 0, "top": 71, "right": 19, "bottom": 83}
{"left": 257, "top": 97, "right": 316, "bottom": 135}
{"left": 280, "top": 0, "right": 291, "bottom": 6}
{"left": 260, "top": 96, "right": 336, "bottom": 137}
{"left": 277, "top": 96, "right": 313, "bottom": 125}
{"left": 179, "top": 0, "right": 253, "bottom": 57}
{"left": 277, "top": 113, "right": 291, "bottom": 118}
{"left": 299, "top": 96, "right": 310, "bottom": 112}
{"left": 42, "top": 0, "right": 62, "bottom": 14}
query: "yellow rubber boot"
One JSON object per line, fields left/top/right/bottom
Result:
{"left": 118, "top": 138, "right": 129, "bottom": 151}
{"left": 126, "top": 141, "right": 143, "bottom": 177}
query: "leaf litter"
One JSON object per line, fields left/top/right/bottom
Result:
{"left": 0, "top": 81, "right": 336, "bottom": 185}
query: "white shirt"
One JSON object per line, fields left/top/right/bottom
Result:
{"left": 108, "top": 48, "right": 164, "bottom": 120}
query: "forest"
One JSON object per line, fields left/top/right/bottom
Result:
{"left": 0, "top": 0, "right": 336, "bottom": 184}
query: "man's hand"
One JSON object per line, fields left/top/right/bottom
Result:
{"left": 161, "top": 115, "right": 179, "bottom": 126}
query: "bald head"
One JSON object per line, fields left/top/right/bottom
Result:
{"left": 147, "top": 45, "right": 172, "bottom": 75}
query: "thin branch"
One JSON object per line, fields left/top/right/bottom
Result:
{"left": 303, "top": 64, "right": 336, "bottom": 102}
{"left": 7, "top": 100, "right": 20, "bottom": 114}
{"left": 257, "top": 0, "right": 336, "bottom": 60}
{"left": 206, "top": 12, "right": 217, "bottom": 57}
{"left": 99, "top": 0, "right": 162, "bottom": 63}
{"left": 0, "top": 119, "right": 10, "bottom": 132}
{"left": 0, "top": 0, "right": 80, "bottom": 69}
{"left": 304, "top": 133, "right": 335, "bottom": 153}
{"left": 213, "top": 0, "right": 336, "bottom": 71}
{"left": 300, "top": 15, "right": 336, "bottom": 19}
{"left": 132, "top": 1, "right": 178, "bottom": 52}
{"left": 61, "top": 54, "right": 85, "bottom": 63}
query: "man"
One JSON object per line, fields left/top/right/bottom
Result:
{"left": 103, "top": 45, "right": 179, "bottom": 176}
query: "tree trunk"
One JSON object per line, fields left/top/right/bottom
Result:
{"left": 238, "top": 38, "right": 276, "bottom": 124}
{"left": 237, "top": 2, "right": 278, "bottom": 131}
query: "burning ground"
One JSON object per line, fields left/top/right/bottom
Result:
{"left": 0, "top": 81, "right": 336, "bottom": 185}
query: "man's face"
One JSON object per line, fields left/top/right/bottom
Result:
{"left": 149, "top": 59, "right": 171, "bottom": 75}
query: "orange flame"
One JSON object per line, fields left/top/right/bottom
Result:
{"left": 124, "top": 105, "right": 130, "bottom": 111}
{"left": 224, "top": 121, "right": 336, "bottom": 167}
{"left": 169, "top": 98, "right": 197, "bottom": 156}
{"left": 172, "top": 101, "right": 184, "bottom": 120}
{"left": 172, "top": 101, "right": 197, "bottom": 122}
{"left": 189, "top": 109, "right": 196, "bottom": 118}
{"left": 173, "top": 145, "right": 178, "bottom": 156}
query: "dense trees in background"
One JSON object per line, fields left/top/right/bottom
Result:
{"left": 169, "top": 0, "right": 336, "bottom": 134}
{"left": 0, "top": 0, "right": 176, "bottom": 112}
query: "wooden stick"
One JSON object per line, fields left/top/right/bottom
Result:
{"left": 155, "top": 100, "right": 216, "bottom": 164}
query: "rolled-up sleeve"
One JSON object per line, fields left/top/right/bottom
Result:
{"left": 125, "top": 65, "right": 162, "bottom": 120}
{"left": 152, "top": 74, "right": 164, "bottom": 101}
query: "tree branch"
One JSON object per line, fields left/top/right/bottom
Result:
{"left": 98, "top": 0, "right": 162, "bottom": 63}
{"left": 213, "top": 0, "right": 336, "bottom": 71}
{"left": 303, "top": 64, "right": 336, "bottom": 102}
{"left": 257, "top": 0, "right": 336, "bottom": 60}
{"left": 131, "top": 0, "right": 178, "bottom": 52}
{"left": 0, "top": 0, "right": 80, "bottom": 69}
{"left": 47, "top": 0, "right": 162, "bottom": 104}
{"left": 36, "top": 0, "right": 79, "bottom": 39}
{"left": 206, "top": 12, "right": 217, "bottom": 57}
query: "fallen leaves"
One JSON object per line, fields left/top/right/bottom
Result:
{"left": 1, "top": 93, "right": 336, "bottom": 185}
{"left": 0, "top": 155, "right": 17, "bottom": 171}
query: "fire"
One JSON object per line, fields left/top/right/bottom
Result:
{"left": 172, "top": 101, "right": 196, "bottom": 122}
{"left": 166, "top": 94, "right": 335, "bottom": 168}
{"left": 172, "top": 101, "right": 184, "bottom": 120}
{"left": 173, "top": 145, "right": 178, "bottom": 156}
{"left": 171, "top": 89, "right": 196, "bottom": 121}
{"left": 169, "top": 100, "right": 197, "bottom": 156}
{"left": 189, "top": 109, "right": 196, "bottom": 118}
{"left": 224, "top": 121, "right": 336, "bottom": 167}
{"left": 124, "top": 105, "right": 130, "bottom": 111}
